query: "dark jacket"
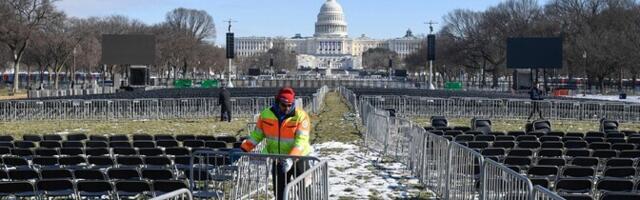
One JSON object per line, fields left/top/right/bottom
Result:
{"left": 219, "top": 88, "right": 231, "bottom": 108}
{"left": 529, "top": 87, "right": 543, "bottom": 100}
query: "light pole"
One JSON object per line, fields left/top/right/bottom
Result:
{"left": 72, "top": 47, "right": 76, "bottom": 89}
{"left": 582, "top": 51, "right": 587, "bottom": 96}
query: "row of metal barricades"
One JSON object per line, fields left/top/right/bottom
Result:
{"left": 0, "top": 96, "right": 312, "bottom": 121}
{"left": 28, "top": 87, "right": 116, "bottom": 98}
{"left": 184, "top": 150, "right": 328, "bottom": 200}
{"left": 349, "top": 89, "right": 566, "bottom": 200}
{"left": 361, "top": 95, "right": 640, "bottom": 122}
{"left": 230, "top": 79, "right": 415, "bottom": 89}
{"left": 305, "top": 86, "right": 329, "bottom": 114}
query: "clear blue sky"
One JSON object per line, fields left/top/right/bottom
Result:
{"left": 55, "top": 0, "right": 549, "bottom": 45}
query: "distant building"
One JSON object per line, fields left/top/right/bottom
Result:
{"left": 235, "top": 0, "right": 424, "bottom": 71}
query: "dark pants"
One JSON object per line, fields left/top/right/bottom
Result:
{"left": 528, "top": 101, "right": 543, "bottom": 121}
{"left": 272, "top": 160, "right": 308, "bottom": 200}
{"left": 220, "top": 106, "right": 231, "bottom": 122}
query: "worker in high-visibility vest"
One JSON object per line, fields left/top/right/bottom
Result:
{"left": 240, "top": 87, "right": 311, "bottom": 199}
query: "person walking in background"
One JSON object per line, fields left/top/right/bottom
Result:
{"left": 528, "top": 82, "right": 544, "bottom": 121}
{"left": 240, "top": 87, "right": 312, "bottom": 200}
{"left": 219, "top": 84, "right": 232, "bottom": 122}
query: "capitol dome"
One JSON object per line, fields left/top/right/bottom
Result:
{"left": 314, "top": 0, "right": 348, "bottom": 38}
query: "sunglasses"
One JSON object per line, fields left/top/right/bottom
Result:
{"left": 279, "top": 102, "right": 293, "bottom": 108}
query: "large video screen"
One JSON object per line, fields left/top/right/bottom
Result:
{"left": 101, "top": 34, "right": 156, "bottom": 65}
{"left": 507, "top": 37, "right": 562, "bottom": 69}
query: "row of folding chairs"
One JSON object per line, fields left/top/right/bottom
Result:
{"left": 429, "top": 129, "right": 640, "bottom": 138}
{"left": 0, "top": 146, "right": 239, "bottom": 159}
{"left": 481, "top": 147, "right": 640, "bottom": 159}
{"left": 0, "top": 167, "right": 178, "bottom": 181}
{"left": 554, "top": 178, "right": 640, "bottom": 200}
{"left": 0, "top": 155, "right": 230, "bottom": 170}
{"left": 6, "top": 134, "right": 241, "bottom": 143}
{"left": 0, "top": 139, "right": 240, "bottom": 149}
{"left": 453, "top": 133, "right": 640, "bottom": 144}
{"left": 0, "top": 179, "right": 189, "bottom": 199}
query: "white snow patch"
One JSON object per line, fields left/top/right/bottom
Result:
{"left": 311, "top": 141, "right": 433, "bottom": 199}
{"left": 569, "top": 94, "right": 640, "bottom": 103}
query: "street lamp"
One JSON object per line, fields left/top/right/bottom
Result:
{"left": 72, "top": 47, "right": 76, "bottom": 89}
{"left": 582, "top": 51, "right": 587, "bottom": 96}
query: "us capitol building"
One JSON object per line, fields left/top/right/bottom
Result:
{"left": 235, "top": 0, "right": 424, "bottom": 71}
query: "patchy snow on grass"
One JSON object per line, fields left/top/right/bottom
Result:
{"left": 569, "top": 94, "right": 640, "bottom": 103}
{"left": 311, "top": 141, "right": 434, "bottom": 199}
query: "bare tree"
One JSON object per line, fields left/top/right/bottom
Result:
{"left": 0, "top": 0, "right": 62, "bottom": 93}
{"left": 165, "top": 8, "right": 216, "bottom": 42}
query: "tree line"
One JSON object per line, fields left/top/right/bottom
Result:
{"left": 0, "top": 0, "right": 226, "bottom": 93}
{"left": 403, "top": 0, "right": 640, "bottom": 91}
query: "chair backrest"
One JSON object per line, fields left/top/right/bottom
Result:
{"left": 77, "top": 180, "right": 112, "bottom": 193}
{"left": 8, "top": 168, "right": 40, "bottom": 180}
{"left": 555, "top": 178, "right": 593, "bottom": 193}
{"left": 141, "top": 168, "right": 174, "bottom": 180}
{"left": 527, "top": 165, "right": 558, "bottom": 177}
{"left": 537, "top": 158, "right": 565, "bottom": 167}
{"left": 22, "top": 134, "right": 42, "bottom": 142}
{"left": 85, "top": 148, "right": 109, "bottom": 156}
{"left": 0, "top": 181, "right": 34, "bottom": 195}
{"left": 42, "top": 134, "right": 62, "bottom": 141}
{"left": 116, "top": 156, "right": 144, "bottom": 167}
{"left": 603, "top": 167, "right": 636, "bottom": 178}
{"left": 175, "top": 135, "right": 195, "bottom": 142}
{"left": 541, "top": 141, "right": 564, "bottom": 149}
{"left": 74, "top": 169, "right": 106, "bottom": 180}
{"left": 138, "top": 148, "right": 164, "bottom": 156}
{"left": 59, "top": 155, "right": 87, "bottom": 166}
{"left": 40, "top": 169, "right": 73, "bottom": 179}
{"left": 562, "top": 166, "right": 595, "bottom": 178}
{"left": 153, "top": 134, "right": 175, "bottom": 141}
{"left": 115, "top": 180, "right": 151, "bottom": 193}
{"left": 109, "top": 135, "right": 129, "bottom": 142}
{"left": 470, "top": 118, "right": 491, "bottom": 134}
{"left": 88, "top": 156, "right": 115, "bottom": 167}
{"left": 570, "top": 157, "right": 599, "bottom": 167}
{"left": 156, "top": 140, "right": 179, "bottom": 148}
{"left": 66, "top": 133, "right": 87, "bottom": 141}
{"left": 62, "top": 141, "right": 84, "bottom": 148}
{"left": 39, "top": 141, "right": 62, "bottom": 148}
{"left": 597, "top": 179, "right": 634, "bottom": 192}
{"left": 565, "top": 149, "right": 591, "bottom": 157}
{"left": 36, "top": 179, "right": 74, "bottom": 192}
{"left": 144, "top": 156, "right": 172, "bottom": 166}
{"left": 605, "top": 158, "right": 634, "bottom": 167}
{"left": 32, "top": 156, "right": 59, "bottom": 167}
{"left": 132, "top": 134, "right": 153, "bottom": 141}
{"left": 107, "top": 168, "right": 140, "bottom": 180}
{"left": 600, "top": 192, "right": 640, "bottom": 200}
{"left": 133, "top": 141, "right": 156, "bottom": 148}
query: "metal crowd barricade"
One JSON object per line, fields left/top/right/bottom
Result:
{"left": 453, "top": 98, "right": 503, "bottom": 118}
{"left": 149, "top": 188, "right": 193, "bottom": 200}
{"left": 363, "top": 111, "right": 390, "bottom": 156}
{"left": 189, "top": 150, "right": 323, "bottom": 200}
{"left": 388, "top": 117, "right": 413, "bottom": 162}
{"left": 552, "top": 100, "right": 581, "bottom": 120}
{"left": 421, "top": 131, "right": 450, "bottom": 197}
{"left": 601, "top": 103, "right": 625, "bottom": 121}
{"left": 626, "top": 104, "right": 640, "bottom": 122}
{"left": 532, "top": 185, "right": 566, "bottom": 200}
{"left": 407, "top": 125, "right": 426, "bottom": 176}
{"left": 482, "top": 159, "right": 533, "bottom": 200}
{"left": 447, "top": 142, "right": 484, "bottom": 200}
{"left": 580, "top": 102, "right": 602, "bottom": 120}
{"left": 283, "top": 161, "right": 329, "bottom": 200}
